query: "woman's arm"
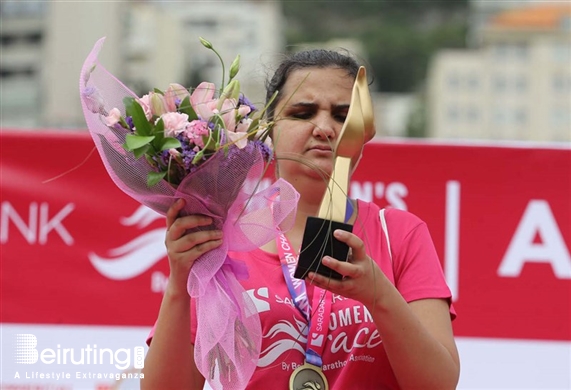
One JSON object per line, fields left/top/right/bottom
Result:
{"left": 367, "top": 286, "right": 459, "bottom": 389}
{"left": 307, "top": 229, "right": 460, "bottom": 390}
{"left": 141, "top": 199, "right": 223, "bottom": 389}
{"left": 141, "top": 288, "right": 205, "bottom": 389}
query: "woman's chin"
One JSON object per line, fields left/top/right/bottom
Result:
{"left": 302, "top": 163, "right": 332, "bottom": 182}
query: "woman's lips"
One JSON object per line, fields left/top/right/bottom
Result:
{"left": 309, "top": 145, "right": 332, "bottom": 152}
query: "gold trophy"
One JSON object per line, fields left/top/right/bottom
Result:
{"left": 295, "top": 66, "right": 376, "bottom": 280}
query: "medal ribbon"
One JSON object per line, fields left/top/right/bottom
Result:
{"left": 276, "top": 201, "right": 353, "bottom": 368}
{"left": 277, "top": 233, "right": 331, "bottom": 367}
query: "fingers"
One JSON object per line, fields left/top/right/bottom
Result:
{"left": 333, "top": 229, "right": 367, "bottom": 260}
{"left": 165, "top": 198, "right": 223, "bottom": 264}
{"left": 169, "top": 228, "right": 223, "bottom": 257}
{"left": 166, "top": 198, "right": 185, "bottom": 230}
{"left": 321, "top": 255, "right": 358, "bottom": 279}
{"left": 167, "top": 213, "right": 215, "bottom": 241}
{"left": 304, "top": 229, "right": 368, "bottom": 288}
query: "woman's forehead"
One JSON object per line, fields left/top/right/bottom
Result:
{"left": 281, "top": 67, "right": 354, "bottom": 100}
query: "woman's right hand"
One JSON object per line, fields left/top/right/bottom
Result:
{"left": 165, "top": 198, "right": 224, "bottom": 296}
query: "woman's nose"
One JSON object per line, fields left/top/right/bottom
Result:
{"left": 312, "top": 113, "right": 337, "bottom": 140}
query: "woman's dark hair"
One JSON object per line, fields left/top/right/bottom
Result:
{"left": 265, "top": 49, "right": 360, "bottom": 120}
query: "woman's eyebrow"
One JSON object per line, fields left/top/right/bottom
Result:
{"left": 287, "top": 102, "right": 350, "bottom": 110}
{"left": 288, "top": 102, "right": 317, "bottom": 109}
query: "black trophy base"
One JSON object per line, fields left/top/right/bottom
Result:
{"left": 294, "top": 216, "right": 353, "bottom": 280}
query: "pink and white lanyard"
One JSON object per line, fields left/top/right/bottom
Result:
{"left": 276, "top": 202, "right": 353, "bottom": 368}
{"left": 277, "top": 233, "right": 331, "bottom": 368}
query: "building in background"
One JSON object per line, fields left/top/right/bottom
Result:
{"left": 1, "top": 2, "right": 47, "bottom": 128}
{"left": 126, "top": 0, "right": 283, "bottom": 108}
{"left": 0, "top": 0, "right": 283, "bottom": 130}
{"left": 42, "top": 2, "right": 126, "bottom": 129}
{"left": 428, "top": 3, "right": 571, "bottom": 142}
{"left": 468, "top": 0, "right": 549, "bottom": 47}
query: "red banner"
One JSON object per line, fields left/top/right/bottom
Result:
{"left": 2, "top": 130, "right": 570, "bottom": 342}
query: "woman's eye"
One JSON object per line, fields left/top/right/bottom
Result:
{"left": 291, "top": 112, "right": 312, "bottom": 120}
{"left": 335, "top": 114, "right": 347, "bottom": 123}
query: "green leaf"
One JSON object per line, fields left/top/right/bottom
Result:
{"left": 152, "top": 118, "right": 165, "bottom": 150}
{"left": 125, "top": 134, "right": 155, "bottom": 150}
{"left": 161, "top": 137, "right": 182, "bottom": 151}
{"left": 133, "top": 144, "right": 150, "bottom": 159}
{"left": 145, "top": 154, "right": 158, "bottom": 168}
{"left": 154, "top": 117, "right": 165, "bottom": 134}
{"left": 124, "top": 97, "right": 152, "bottom": 136}
{"left": 153, "top": 88, "right": 164, "bottom": 95}
{"left": 192, "top": 150, "right": 204, "bottom": 165}
{"left": 247, "top": 118, "right": 260, "bottom": 134}
{"left": 178, "top": 96, "right": 198, "bottom": 120}
{"left": 147, "top": 171, "right": 167, "bottom": 187}
{"left": 202, "top": 125, "right": 220, "bottom": 151}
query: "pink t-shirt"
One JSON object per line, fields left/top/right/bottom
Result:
{"left": 149, "top": 200, "right": 455, "bottom": 389}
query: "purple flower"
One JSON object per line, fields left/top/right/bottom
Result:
{"left": 254, "top": 140, "right": 273, "bottom": 162}
{"left": 82, "top": 86, "right": 105, "bottom": 114}
{"left": 126, "top": 116, "right": 135, "bottom": 131}
{"left": 238, "top": 93, "right": 257, "bottom": 114}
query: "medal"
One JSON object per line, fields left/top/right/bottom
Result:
{"left": 289, "top": 362, "right": 329, "bottom": 390}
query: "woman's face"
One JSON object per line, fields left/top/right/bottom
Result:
{"left": 272, "top": 67, "right": 355, "bottom": 183}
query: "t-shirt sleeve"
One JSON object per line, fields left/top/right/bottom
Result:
{"left": 386, "top": 209, "right": 456, "bottom": 319}
{"left": 146, "top": 322, "right": 156, "bottom": 346}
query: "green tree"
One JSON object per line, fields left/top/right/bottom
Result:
{"left": 281, "top": 0, "right": 469, "bottom": 92}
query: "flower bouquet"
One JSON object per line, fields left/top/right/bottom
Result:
{"left": 80, "top": 37, "right": 299, "bottom": 390}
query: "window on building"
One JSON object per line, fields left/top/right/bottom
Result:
{"left": 447, "top": 73, "right": 460, "bottom": 90}
{"left": 492, "top": 108, "right": 507, "bottom": 125}
{"left": 447, "top": 105, "right": 459, "bottom": 122}
{"left": 552, "top": 73, "right": 571, "bottom": 94}
{"left": 468, "top": 74, "right": 479, "bottom": 90}
{"left": 0, "top": 35, "right": 17, "bottom": 46}
{"left": 553, "top": 42, "right": 571, "bottom": 62}
{"left": 466, "top": 106, "right": 480, "bottom": 123}
{"left": 0, "top": 1, "right": 46, "bottom": 16}
{"left": 185, "top": 19, "right": 218, "bottom": 29}
{"left": 550, "top": 107, "right": 571, "bottom": 128}
{"left": 512, "top": 42, "right": 529, "bottom": 60}
{"left": 493, "top": 43, "right": 509, "bottom": 60}
{"left": 515, "top": 75, "right": 527, "bottom": 93}
{"left": 493, "top": 74, "right": 507, "bottom": 92}
{"left": 492, "top": 42, "right": 529, "bottom": 61}
{"left": 25, "top": 32, "right": 42, "bottom": 44}
{"left": 514, "top": 108, "right": 527, "bottom": 125}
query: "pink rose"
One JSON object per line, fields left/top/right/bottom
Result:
{"left": 104, "top": 107, "right": 121, "bottom": 126}
{"left": 185, "top": 120, "right": 210, "bottom": 148}
{"left": 160, "top": 112, "right": 189, "bottom": 136}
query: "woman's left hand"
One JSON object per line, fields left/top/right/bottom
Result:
{"left": 305, "top": 229, "right": 387, "bottom": 308}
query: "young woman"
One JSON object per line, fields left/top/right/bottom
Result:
{"left": 142, "top": 49, "right": 460, "bottom": 389}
